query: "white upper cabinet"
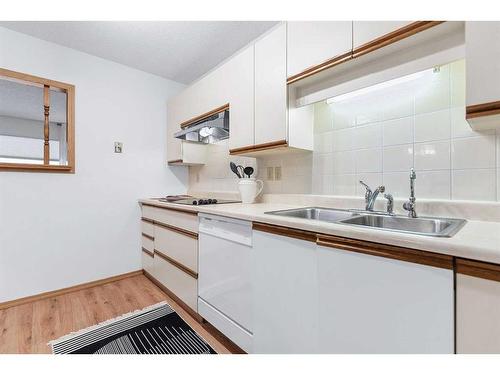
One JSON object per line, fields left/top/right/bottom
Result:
{"left": 286, "top": 21, "right": 353, "bottom": 78}
{"left": 465, "top": 22, "right": 500, "bottom": 130}
{"left": 352, "top": 21, "right": 412, "bottom": 49}
{"left": 466, "top": 22, "right": 500, "bottom": 106}
{"left": 254, "top": 23, "right": 287, "bottom": 146}
{"left": 224, "top": 45, "right": 255, "bottom": 150}
{"left": 316, "top": 243, "right": 454, "bottom": 353}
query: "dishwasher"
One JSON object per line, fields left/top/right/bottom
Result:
{"left": 198, "top": 213, "right": 253, "bottom": 353}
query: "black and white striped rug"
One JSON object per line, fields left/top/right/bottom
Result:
{"left": 50, "top": 302, "right": 216, "bottom": 354}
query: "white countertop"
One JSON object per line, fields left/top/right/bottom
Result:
{"left": 139, "top": 198, "right": 500, "bottom": 265}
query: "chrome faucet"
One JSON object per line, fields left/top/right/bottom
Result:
{"left": 403, "top": 168, "right": 417, "bottom": 218}
{"left": 359, "top": 181, "right": 386, "bottom": 211}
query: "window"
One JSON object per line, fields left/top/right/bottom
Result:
{"left": 0, "top": 68, "right": 75, "bottom": 173}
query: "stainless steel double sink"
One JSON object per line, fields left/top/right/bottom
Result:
{"left": 265, "top": 207, "right": 466, "bottom": 237}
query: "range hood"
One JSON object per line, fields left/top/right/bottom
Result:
{"left": 174, "top": 110, "right": 229, "bottom": 144}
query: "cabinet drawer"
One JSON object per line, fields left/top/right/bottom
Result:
{"left": 153, "top": 253, "right": 198, "bottom": 312}
{"left": 141, "top": 219, "right": 154, "bottom": 237}
{"left": 142, "top": 248, "right": 154, "bottom": 274}
{"left": 141, "top": 234, "right": 154, "bottom": 252}
{"left": 142, "top": 205, "right": 198, "bottom": 233}
{"left": 155, "top": 224, "right": 198, "bottom": 273}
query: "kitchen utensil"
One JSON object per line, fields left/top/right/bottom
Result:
{"left": 230, "top": 162, "right": 242, "bottom": 178}
{"left": 243, "top": 166, "right": 254, "bottom": 178}
{"left": 236, "top": 165, "right": 245, "bottom": 178}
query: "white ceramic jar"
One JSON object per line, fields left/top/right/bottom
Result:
{"left": 238, "top": 178, "right": 264, "bottom": 204}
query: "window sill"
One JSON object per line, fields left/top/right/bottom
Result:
{"left": 0, "top": 163, "right": 74, "bottom": 173}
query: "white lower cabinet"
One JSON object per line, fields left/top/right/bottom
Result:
{"left": 252, "top": 227, "right": 455, "bottom": 353}
{"left": 456, "top": 260, "right": 500, "bottom": 353}
{"left": 317, "top": 244, "right": 454, "bottom": 353}
{"left": 253, "top": 229, "right": 318, "bottom": 353}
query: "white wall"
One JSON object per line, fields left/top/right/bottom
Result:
{"left": 0, "top": 27, "right": 188, "bottom": 303}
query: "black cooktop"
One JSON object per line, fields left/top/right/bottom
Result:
{"left": 157, "top": 197, "right": 240, "bottom": 206}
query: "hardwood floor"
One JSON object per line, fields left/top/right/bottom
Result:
{"left": 0, "top": 274, "right": 232, "bottom": 354}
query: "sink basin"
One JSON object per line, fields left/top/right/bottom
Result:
{"left": 339, "top": 214, "right": 466, "bottom": 237}
{"left": 265, "top": 207, "right": 357, "bottom": 223}
{"left": 265, "top": 207, "right": 466, "bottom": 237}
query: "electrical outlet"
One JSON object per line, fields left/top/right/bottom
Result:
{"left": 267, "top": 167, "right": 274, "bottom": 180}
{"left": 275, "top": 166, "right": 282, "bottom": 181}
{"left": 114, "top": 142, "right": 123, "bottom": 153}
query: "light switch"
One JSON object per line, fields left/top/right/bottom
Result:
{"left": 114, "top": 142, "right": 123, "bottom": 153}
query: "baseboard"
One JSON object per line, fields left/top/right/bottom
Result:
{"left": 142, "top": 270, "right": 246, "bottom": 354}
{"left": 0, "top": 270, "right": 143, "bottom": 310}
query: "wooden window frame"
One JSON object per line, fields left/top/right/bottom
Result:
{"left": 0, "top": 68, "right": 75, "bottom": 173}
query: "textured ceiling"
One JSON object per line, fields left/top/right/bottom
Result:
{"left": 0, "top": 21, "right": 279, "bottom": 84}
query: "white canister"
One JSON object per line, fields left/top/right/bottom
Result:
{"left": 238, "top": 178, "right": 264, "bottom": 204}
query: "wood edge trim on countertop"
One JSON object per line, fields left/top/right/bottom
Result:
{"left": 456, "top": 258, "right": 500, "bottom": 282}
{"left": 153, "top": 249, "right": 198, "bottom": 279}
{"left": 141, "top": 202, "right": 199, "bottom": 216}
{"left": 180, "top": 103, "right": 229, "bottom": 129}
{"left": 167, "top": 159, "right": 184, "bottom": 165}
{"left": 352, "top": 21, "right": 445, "bottom": 58}
{"left": 142, "top": 270, "right": 202, "bottom": 322}
{"left": 229, "top": 140, "right": 288, "bottom": 155}
{"left": 316, "top": 234, "right": 453, "bottom": 270}
{"left": 142, "top": 247, "right": 154, "bottom": 258}
{"left": 142, "top": 270, "right": 246, "bottom": 354}
{"left": 466, "top": 100, "right": 500, "bottom": 119}
{"left": 154, "top": 221, "right": 198, "bottom": 239}
{"left": 252, "top": 222, "right": 317, "bottom": 242}
{"left": 142, "top": 233, "right": 154, "bottom": 241}
{"left": 0, "top": 270, "right": 143, "bottom": 311}
{"left": 286, "top": 21, "right": 443, "bottom": 85}
{"left": 286, "top": 51, "right": 352, "bottom": 84}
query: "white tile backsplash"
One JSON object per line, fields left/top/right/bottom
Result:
{"left": 189, "top": 59, "right": 500, "bottom": 202}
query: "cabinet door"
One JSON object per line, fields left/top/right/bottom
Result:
{"left": 457, "top": 271, "right": 500, "bottom": 353}
{"left": 352, "top": 21, "right": 412, "bottom": 49}
{"left": 254, "top": 24, "right": 287, "bottom": 146}
{"left": 317, "top": 245, "right": 454, "bottom": 353}
{"left": 466, "top": 21, "right": 500, "bottom": 106}
{"left": 253, "top": 230, "right": 318, "bottom": 353}
{"left": 226, "top": 45, "right": 255, "bottom": 150}
{"left": 287, "top": 21, "right": 352, "bottom": 78}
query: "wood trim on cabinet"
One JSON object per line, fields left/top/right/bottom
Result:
{"left": 229, "top": 139, "right": 288, "bottom": 155}
{"left": 154, "top": 221, "right": 199, "bottom": 239}
{"left": 316, "top": 234, "right": 453, "bottom": 270}
{"left": 286, "top": 51, "right": 352, "bottom": 85}
{"left": 0, "top": 270, "right": 143, "bottom": 310}
{"left": 179, "top": 103, "right": 229, "bottom": 129}
{"left": 466, "top": 100, "right": 500, "bottom": 119}
{"left": 142, "top": 247, "right": 154, "bottom": 258}
{"left": 456, "top": 258, "right": 500, "bottom": 282}
{"left": 153, "top": 249, "right": 198, "bottom": 279}
{"left": 141, "top": 217, "right": 154, "bottom": 224}
{"left": 142, "top": 233, "right": 154, "bottom": 241}
{"left": 352, "top": 21, "right": 445, "bottom": 58}
{"left": 167, "top": 159, "right": 184, "bottom": 165}
{"left": 141, "top": 202, "right": 199, "bottom": 216}
{"left": 286, "top": 21, "right": 444, "bottom": 85}
{"left": 252, "top": 222, "right": 317, "bottom": 242}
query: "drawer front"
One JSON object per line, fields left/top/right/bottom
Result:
{"left": 141, "top": 219, "right": 154, "bottom": 237}
{"left": 142, "top": 205, "right": 198, "bottom": 233}
{"left": 141, "top": 234, "right": 154, "bottom": 252}
{"left": 155, "top": 224, "right": 198, "bottom": 273}
{"left": 153, "top": 254, "right": 198, "bottom": 312}
{"left": 142, "top": 248, "right": 154, "bottom": 274}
